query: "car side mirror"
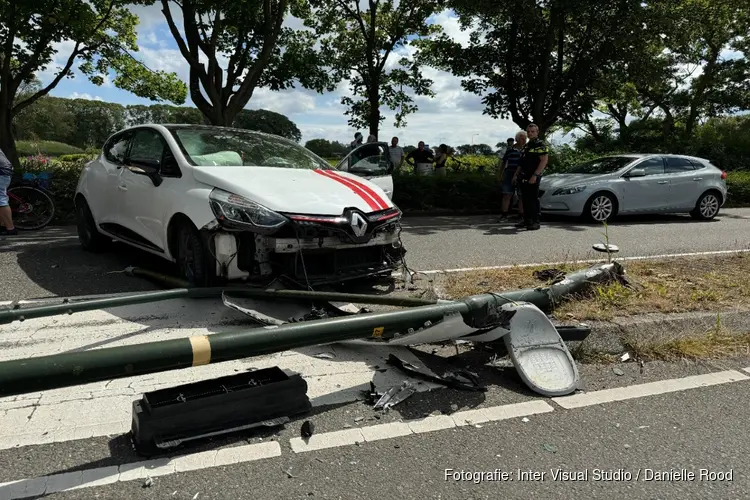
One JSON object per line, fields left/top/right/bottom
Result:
{"left": 127, "top": 164, "right": 163, "bottom": 187}
{"left": 627, "top": 168, "right": 646, "bottom": 178}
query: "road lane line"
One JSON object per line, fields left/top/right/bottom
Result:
{"left": 552, "top": 370, "right": 749, "bottom": 409}
{"left": 0, "top": 441, "right": 281, "bottom": 499}
{"left": 743, "top": 367, "right": 750, "bottom": 375}
{"left": 403, "top": 248, "right": 750, "bottom": 276}
{"left": 290, "top": 400, "right": 555, "bottom": 453}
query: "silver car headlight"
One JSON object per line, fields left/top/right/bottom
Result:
{"left": 209, "top": 188, "right": 287, "bottom": 232}
{"left": 552, "top": 186, "right": 586, "bottom": 196}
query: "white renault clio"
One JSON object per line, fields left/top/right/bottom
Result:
{"left": 74, "top": 124, "right": 403, "bottom": 286}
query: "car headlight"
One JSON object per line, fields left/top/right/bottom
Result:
{"left": 209, "top": 188, "right": 287, "bottom": 232}
{"left": 552, "top": 186, "right": 586, "bottom": 196}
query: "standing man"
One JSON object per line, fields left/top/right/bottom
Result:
{"left": 350, "top": 132, "right": 363, "bottom": 149}
{"left": 388, "top": 136, "right": 404, "bottom": 172}
{"left": 405, "top": 141, "right": 435, "bottom": 175}
{"left": 0, "top": 147, "right": 17, "bottom": 236}
{"left": 515, "top": 123, "right": 548, "bottom": 230}
{"left": 497, "top": 131, "right": 526, "bottom": 221}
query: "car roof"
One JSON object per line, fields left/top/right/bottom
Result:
{"left": 120, "top": 123, "right": 289, "bottom": 141}
{"left": 604, "top": 153, "right": 712, "bottom": 163}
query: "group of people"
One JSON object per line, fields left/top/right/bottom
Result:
{"left": 496, "top": 123, "right": 549, "bottom": 231}
{"left": 347, "top": 123, "right": 549, "bottom": 231}
{"left": 348, "top": 132, "right": 453, "bottom": 176}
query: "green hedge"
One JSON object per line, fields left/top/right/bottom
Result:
{"left": 14, "top": 158, "right": 750, "bottom": 226}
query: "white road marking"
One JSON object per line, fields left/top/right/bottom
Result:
{"left": 289, "top": 400, "right": 554, "bottom": 453}
{"left": 0, "top": 297, "right": 441, "bottom": 451}
{"left": 552, "top": 370, "right": 749, "bottom": 409}
{"left": 1, "top": 371, "right": 748, "bottom": 498}
{"left": 0, "top": 441, "right": 281, "bottom": 499}
{"left": 406, "top": 248, "right": 750, "bottom": 275}
{"left": 743, "top": 367, "right": 750, "bottom": 375}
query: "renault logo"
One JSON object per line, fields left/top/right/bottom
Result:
{"left": 350, "top": 212, "right": 368, "bottom": 237}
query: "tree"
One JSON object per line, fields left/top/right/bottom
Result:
{"left": 159, "top": 0, "right": 331, "bottom": 128}
{"left": 233, "top": 109, "right": 302, "bottom": 142}
{"left": 306, "top": 0, "right": 443, "bottom": 137}
{"left": 561, "top": 0, "right": 750, "bottom": 147}
{"left": 416, "top": 0, "right": 657, "bottom": 137}
{"left": 0, "top": 0, "right": 187, "bottom": 167}
{"left": 304, "top": 138, "right": 349, "bottom": 157}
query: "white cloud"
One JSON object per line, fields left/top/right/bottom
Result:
{"left": 69, "top": 92, "right": 103, "bottom": 101}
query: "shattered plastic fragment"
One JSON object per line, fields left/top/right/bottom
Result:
{"left": 301, "top": 421, "right": 314, "bottom": 439}
{"left": 521, "top": 417, "right": 530, "bottom": 423}
{"left": 613, "top": 367, "right": 625, "bottom": 376}
{"left": 374, "top": 381, "right": 416, "bottom": 410}
{"left": 313, "top": 352, "right": 336, "bottom": 359}
{"left": 620, "top": 353, "right": 631, "bottom": 362}
{"left": 143, "top": 477, "right": 153, "bottom": 488}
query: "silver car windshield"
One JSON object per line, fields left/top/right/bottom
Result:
{"left": 169, "top": 127, "right": 332, "bottom": 170}
{"left": 568, "top": 156, "right": 635, "bottom": 174}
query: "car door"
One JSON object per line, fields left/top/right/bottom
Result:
{"left": 664, "top": 156, "right": 705, "bottom": 210}
{"left": 620, "top": 156, "right": 671, "bottom": 213}
{"left": 336, "top": 142, "right": 394, "bottom": 199}
{"left": 117, "top": 128, "right": 180, "bottom": 252}
{"left": 91, "top": 131, "right": 133, "bottom": 225}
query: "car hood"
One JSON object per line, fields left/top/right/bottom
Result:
{"left": 540, "top": 173, "right": 615, "bottom": 190}
{"left": 191, "top": 166, "right": 394, "bottom": 215}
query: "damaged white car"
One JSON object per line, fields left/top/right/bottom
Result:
{"left": 74, "top": 124, "right": 405, "bottom": 286}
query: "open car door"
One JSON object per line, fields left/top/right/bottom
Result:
{"left": 335, "top": 142, "right": 394, "bottom": 199}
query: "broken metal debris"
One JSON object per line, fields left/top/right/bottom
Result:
{"left": 386, "top": 354, "right": 486, "bottom": 392}
{"left": 373, "top": 381, "right": 416, "bottom": 411}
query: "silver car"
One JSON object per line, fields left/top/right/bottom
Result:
{"left": 539, "top": 154, "right": 728, "bottom": 222}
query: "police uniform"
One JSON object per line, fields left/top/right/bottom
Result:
{"left": 517, "top": 137, "right": 549, "bottom": 228}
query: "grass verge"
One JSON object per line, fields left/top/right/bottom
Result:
{"left": 443, "top": 253, "right": 750, "bottom": 321}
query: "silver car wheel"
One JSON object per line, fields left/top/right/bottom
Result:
{"left": 699, "top": 194, "right": 719, "bottom": 218}
{"left": 590, "top": 195, "right": 614, "bottom": 221}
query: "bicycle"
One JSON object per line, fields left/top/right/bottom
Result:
{"left": 7, "top": 172, "right": 56, "bottom": 230}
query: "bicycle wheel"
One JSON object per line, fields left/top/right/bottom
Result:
{"left": 8, "top": 186, "right": 56, "bottom": 230}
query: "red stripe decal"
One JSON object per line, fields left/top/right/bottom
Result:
{"left": 314, "top": 170, "right": 381, "bottom": 211}
{"left": 325, "top": 171, "right": 389, "bottom": 210}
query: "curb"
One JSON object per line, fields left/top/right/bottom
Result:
{"left": 571, "top": 308, "right": 750, "bottom": 355}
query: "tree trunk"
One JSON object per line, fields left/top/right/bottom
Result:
{"left": 368, "top": 87, "right": 380, "bottom": 139}
{"left": 0, "top": 109, "right": 19, "bottom": 170}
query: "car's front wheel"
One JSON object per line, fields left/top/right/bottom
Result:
{"left": 584, "top": 192, "right": 617, "bottom": 223}
{"left": 690, "top": 191, "right": 721, "bottom": 220}
{"left": 174, "top": 220, "right": 217, "bottom": 286}
{"left": 75, "top": 197, "right": 111, "bottom": 252}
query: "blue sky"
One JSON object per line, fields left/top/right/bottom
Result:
{"left": 35, "top": 5, "right": 745, "bottom": 148}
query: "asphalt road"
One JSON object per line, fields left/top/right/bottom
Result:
{"left": 1, "top": 357, "right": 749, "bottom": 500}
{"left": 1, "top": 208, "right": 749, "bottom": 301}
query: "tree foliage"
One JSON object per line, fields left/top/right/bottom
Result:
{"left": 0, "top": 0, "right": 187, "bottom": 166}
{"left": 304, "top": 138, "right": 349, "bottom": 157}
{"left": 416, "top": 0, "right": 658, "bottom": 137}
{"left": 13, "top": 96, "right": 302, "bottom": 148}
{"left": 158, "top": 0, "right": 331, "bottom": 127}
{"left": 307, "top": 0, "right": 443, "bottom": 137}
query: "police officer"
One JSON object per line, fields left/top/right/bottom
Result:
{"left": 514, "top": 123, "right": 549, "bottom": 230}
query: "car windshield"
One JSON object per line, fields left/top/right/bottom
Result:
{"left": 567, "top": 156, "right": 635, "bottom": 174}
{"left": 169, "top": 127, "right": 332, "bottom": 170}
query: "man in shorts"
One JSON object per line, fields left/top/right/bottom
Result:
{"left": 497, "top": 131, "right": 527, "bottom": 221}
{"left": 0, "top": 147, "right": 17, "bottom": 236}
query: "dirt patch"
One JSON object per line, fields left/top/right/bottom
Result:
{"left": 621, "top": 327, "right": 750, "bottom": 362}
{"left": 442, "top": 253, "right": 750, "bottom": 320}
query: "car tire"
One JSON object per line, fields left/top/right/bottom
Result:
{"left": 584, "top": 192, "right": 617, "bottom": 223}
{"left": 174, "top": 220, "right": 217, "bottom": 287}
{"left": 75, "top": 197, "right": 111, "bottom": 253}
{"left": 690, "top": 191, "right": 721, "bottom": 220}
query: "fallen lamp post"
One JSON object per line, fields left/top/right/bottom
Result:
{"left": 0, "top": 262, "right": 624, "bottom": 398}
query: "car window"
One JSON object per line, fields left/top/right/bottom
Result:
{"left": 129, "top": 129, "right": 166, "bottom": 168}
{"left": 665, "top": 157, "right": 696, "bottom": 173}
{"left": 104, "top": 133, "right": 131, "bottom": 164}
{"left": 567, "top": 156, "right": 634, "bottom": 174}
{"left": 169, "top": 127, "right": 331, "bottom": 170}
{"left": 347, "top": 144, "right": 390, "bottom": 176}
{"left": 633, "top": 157, "right": 665, "bottom": 175}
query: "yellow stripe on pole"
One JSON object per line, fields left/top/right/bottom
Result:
{"left": 189, "top": 336, "right": 212, "bottom": 366}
